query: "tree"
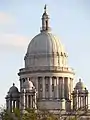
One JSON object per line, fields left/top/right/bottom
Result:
{"left": 0, "top": 107, "right": 20, "bottom": 120}
{"left": 22, "top": 108, "right": 37, "bottom": 120}
{"left": 0, "top": 109, "right": 14, "bottom": 120}
{"left": 0, "top": 107, "right": 60, "bottom": 120}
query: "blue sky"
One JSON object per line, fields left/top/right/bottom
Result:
{"left": 0, "top": 0, "right": 90, "bottom": 106}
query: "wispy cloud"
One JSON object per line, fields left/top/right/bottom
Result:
{"left": 0, "top": 12, "right": 15, "bottom": 25}
{"left": 0, "top": 12, "right": 30, "bottom": 50}
{"left": 0, "top": 33, "right": 29, "bottom": 48}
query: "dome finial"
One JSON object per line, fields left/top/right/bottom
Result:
{"left": 13, "top": 83, "right": 15, "bottom": 86}
{"left": 44, "top": 4, "right": 47, "bottom": 13}
{"left": 40, "top": 5, "right": 51, "bottom": 32}
{"left": 79, "top": 78, "right": 81, "bottom": 82}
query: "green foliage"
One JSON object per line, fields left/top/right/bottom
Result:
{"left": 13, "top": 108, "right": 21, "bottom": 120}
{"left": 22, "top": 108, "right": 37, "bottom": 120}
{"left": 1, "top": 107, "right": 75, "bottom": 120}
{"left": 1, "top": 109, "right": 14, "bottom": 120}
{"left": 38, "top": 109, "right": 58, "bottom": 120}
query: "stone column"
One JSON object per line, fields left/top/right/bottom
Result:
{"left": 68, "top": 78, "right": 71, "bottom": 99}
{"left": 34, "top": 91, "right": 37, "bottom": 109}
{"left": 32, "top": 96, "right": 34, "bottom": 108}
{"left": 56, "top": 77, "right": 59, "bottom": 99}
{"left": 27, "top": 95, "right": 28, "bottom": 108}
{"left": 20, "top": 95, "right": 22, "bottom": 110}
{"left": 31, "top": 96, "right": 33, "bottom": 108}
{"left": 62, "top": 77, "right": 64, "bottom": 99}
{"left": 80, "top": 96, "right": 81, "bottom": 108}
{"left": 23, "top": 90, "right": 25, "bottom": 110}
{"left": 87, "top": 95, "right": 88, "bottom": 109}
{"left": 77, "top": 91, "right": 79, "bottom": 109}
{"left": 54, "top": 77, "right": 57, "bottom": 98}
{"left": 61, "top": 77, "right": 66, "bottom": 110}
{"left": 36, "top": 77, "right": 38, "bottom": 98}
{"left": 49, "top": 77, "right": 52, "bottom": 99}
{"left": 6, "top": 100, "right": 8, "bottom": 110}
{"left": 42, "top": 77, "right": 45, "bottom": 99}
{"left": 70, "top": 78, "right": 73, "bottom": 97}
{"left": 59, "top": 77, "right": 62, "bottom": 99}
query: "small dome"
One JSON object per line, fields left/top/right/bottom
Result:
{"left": 75, "top": 79, "right": 85, "bottom": 90}
{"left": 8, "top": 83, "right": 19, "bottom": 97}
{"left": 23, "top": 78, "right": 34, "bottom": 90}
{"left": 9, "top": 83, "right": 19, "bottom": 93}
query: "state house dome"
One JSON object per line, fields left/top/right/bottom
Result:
{"left": 24, "top": 5, "right": 68, "bottom": 68}
{"left": 27, "top": 32, "right": 65, "bottom": 56}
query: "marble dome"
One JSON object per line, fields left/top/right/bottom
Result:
{"left": 27, "top": 32, "right": 65, "bottom": 56}
{"left": 24, "top": 6, "right": 68, "bottom": 68}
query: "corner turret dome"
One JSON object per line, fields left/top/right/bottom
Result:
{"left": 23, "top": 78, "right": 34, "bottom": 90}
{"left": 75, "top": 79, "right": 85, "bottom": 91}
{"left": 9, "top": 83, "right": 19, "bottom": 94}
{"left": 8, "top": 83, "right": 19, "bottom": 97}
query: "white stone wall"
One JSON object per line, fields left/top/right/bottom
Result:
{"left": 38, "top": 100, "right": 63, "bottom": 110}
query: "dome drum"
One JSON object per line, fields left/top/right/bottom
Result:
{"left": 18, "top": 66, "right": 74, "bottom": 76}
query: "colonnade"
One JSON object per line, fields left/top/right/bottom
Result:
{"left": 72, "top": 89, "right": 88, "bottom": 110}
{"left": 20, "top": 76, "right": 73, "bottom": 100}
{"left": 20, "top": 89, "right": 37, "bottom": 110}
{"left": 6, "top": 99, "right": 19, "bottom": 112}
{"left": 37, "top": 76, "right": 73, "bottom": 100}
{"left": 19, "top": 76, "right": 73, "bottom": 110}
